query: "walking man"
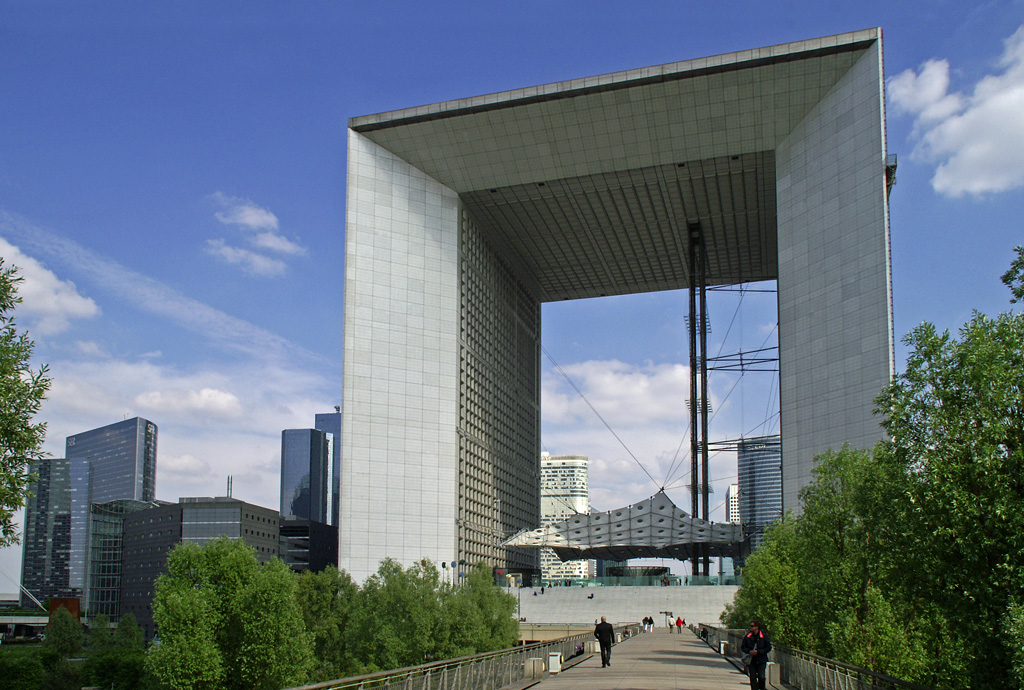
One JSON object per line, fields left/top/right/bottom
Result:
{"left": 741, "top": 619, "right": 772, "bottom": 690}
{"left": 594, "top": 616, "right": 614, "bottom": 667}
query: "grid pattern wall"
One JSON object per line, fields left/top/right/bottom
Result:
{"left": 776, "top": 42, "right": 893, "bottom": 512}
{"left": 86, "top": 500, "right": 155, "bottom": 618}
{"left": 340, "top": 131, "right": 461, "bottom": 582}
{"left": 20, "top": 458, "right": 72, "bottom": 608}
{"left": 121, "top": 503, "right": 182, "bottom": 639}
{"left": 737, "top": 437, "right": 782, "bottom": 551}
{"left": 539, "top": 455, "right": 589, "bottom": 582}
{"left": 457, "top": 208, "right": 540, "bottom": 572}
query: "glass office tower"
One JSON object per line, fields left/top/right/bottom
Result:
{"left": 20, "top": 458, "right": 72, "bottom": 608}
{"left": 314, "top": 411, "right": 341, "bottom": 526}
{"left": 65, "top": 417, "right": 158, "bottom": 598}
{"left": 280, "top": 429, "right": 330, "bottom": 524}
{"left": 737, "top": 435, "right": 782, "bottom": 551}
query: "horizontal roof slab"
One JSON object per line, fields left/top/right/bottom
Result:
{"left": 350, "top": 29, "right": 879, "bottom": 301}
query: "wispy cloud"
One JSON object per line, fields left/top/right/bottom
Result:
{"left": 0, "top": 236, "right": 99, "bottom": 335}
{"left": 0, "top": 210, "right": 330, "bottom": 368}
{"left": 207, "top": 192, "right": 306, "bottom": 275}
{"left": 210, "top": 191, "right": 279, "bottom": 230}
{"left": 205, "top": 238, "right": 288, "bottom": 277}
{"left": 889, "top": 24, "right": 1024, "bottom": 197}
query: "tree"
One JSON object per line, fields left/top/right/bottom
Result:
{"left": 295, "top": 566, "right": 361, "bottom": 680}
{"left": 83, "top": 612, "right": 151, "bottom": 690}
{"left": 146, "top": 538, "right": 313, "bottom": 690}
{"left": 876, "top": 303, "right": 1024, "bottom": 690}
{"left": 45, "top": 606, "right": 83, "bottom": 660}
{"left": 347, "top": 558, "right": 445, "bottom": 673}
{"left": 1001, "top": 244, "right": 1024, "bottom": 303}
{"left": 0, "top": 260, "right": 51, "bottom": 546}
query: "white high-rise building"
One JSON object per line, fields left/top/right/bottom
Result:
{"left": 540, "top": 453, "right": 590, "bottom": 583}
{"left": 726, "top": 483, "right": 741, "bottom": 524}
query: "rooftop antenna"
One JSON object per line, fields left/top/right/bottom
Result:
{"left": 227, "top": 475, "right": 233, "bottom": 498}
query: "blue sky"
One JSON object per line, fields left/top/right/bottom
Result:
{"left": 2, "top": 0, "right": 1023, "bottom": 589}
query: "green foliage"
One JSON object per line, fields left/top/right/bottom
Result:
{"left": 347, "top": 558, "right": 445, "bottom": 672}
{"left": 45, "top": 607, "right": 83, "bottom": 660}
{"left": 83, "top": 613, "right": 150, "bottom": 690}
{"left": 722, "top": 518, "right": 808, "bottom": 647}
{"left": 728, "top": 250, "right": 1024, "bottom": 690}
{"left": 0, "top": 652, "right": 46, "bottom": 690}
{"left": 114, "top": 612, "right": 144, "bottom": 650}
{"left": 1003, "top": 598, "right": 1024, "bottom": 689}
{"left": 877, "top": 308, "right": 1024, "bottom": 689}
{"left": 296, "top": 566, "right": 360, "bottom": 679}
{"left": 87, "top": 613, "right": 113, "bottom": 652}
{"left": 1001, "top": 245, "right": 1024, "bottom": 303}
{"left": 146, "top": 538, "right": 313, "bottom": 690}
{"left": 0, "top": 260, "right": 52, "bottom": 547}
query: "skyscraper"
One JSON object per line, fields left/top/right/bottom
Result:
{"left": 21, "top": 418, "right": 157, "bottom": 611}
{"left": 725, "top": 483, "right": 741, "bottom": 524}
{"left": 279, "top": 427, "right": 338, "bottom": 573}
{"left": 280, "top": 429, "right": 330, "bottom": 524}
{"left": 314, "top": 410, "right": 341, "bottom": 527}
{"left": 20, "top": 458, "right": 71, "bottom": 608}
{"left": 539, "top": 453, "right": 590, "bottom": 583}
{"left": 66, "top": 417, "right": 158, "bottom": 601}
{"left": 737, "top": 435, "right": 782, "bottom": 551}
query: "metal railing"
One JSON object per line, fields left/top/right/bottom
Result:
{"left": 697, "top": 625, "right": 933, "bottom": 690}
{"left": 288, "top": 624, "right": 641, "bottom": 690}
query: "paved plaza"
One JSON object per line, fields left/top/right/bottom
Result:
{"left": 538, "top": 628, "right": 755, "bottom": 690}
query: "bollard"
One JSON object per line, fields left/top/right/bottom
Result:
{"left": 525, "top": 658, "right": 545, "bottom": 679}
{"left": 548, "top": 652, "right": 562, "bottom": 674}
{"left": 767, "top": 662, "right": 779, "bottom": 685}
{"left": 719, "top": 641, "right": 726, "bottom": 655}
{"left": 586, "top": 640, "right": 599, "bottom": 653}
{"left": 615, "top": 633, "right": 621, "bottom": 643}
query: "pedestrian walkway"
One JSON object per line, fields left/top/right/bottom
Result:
{"left": 537, "top": 628, "right": 750, "bottom": 690}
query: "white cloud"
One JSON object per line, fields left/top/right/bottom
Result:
{"left": 206, "top": 238, "right": 288, "bottom": 277}
{"left": 134, "top": 387, "right": 243, "bottom": 419}
{"left": 889, "top": 25, "right": 1024, "bottom": 197}
{"left": 542, "top": 359, "right": 689, "bottom": 426}
{"left": 210, "top": 191, "right": 279, "bottom": 230}
{"left": 158, "top": 453, "right": 215, "bottom": 487}
{"left": 207, "top": 192, "right": 306, "bottom": 274}
{"left": 0, "top": 236, "right": 99, "bottom": 334}
{"left": 252, "top": 231, "right": 306, "bottom": 256}
{"left": 2, "top": 211, "right": 327, "bottom": 365}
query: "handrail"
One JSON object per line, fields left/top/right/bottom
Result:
{"left": 287, "top": 624, "right": 641, "bottom": 690}
{"left": 697, "top": 624, "right": 933, "bottom": 690}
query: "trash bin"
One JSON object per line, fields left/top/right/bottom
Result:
{"left": 615, "top": 633, "right": 621, "bottom": 643}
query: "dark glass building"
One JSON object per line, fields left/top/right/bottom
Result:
{"left": 64, "top": 417, "right": 157, "bottom": 599}
{"left": 314, "top": 411, "right": 341, "bottom": 527}
{"left": 86, "top": 499, "right": 160, "bottom": 618}
{"left": 737, "top": 435, "right": 782, "bottom": 552}
{"left": 122, "top": 497, "right": 278, "bottom": 639}
{"left": 279, "top": 518, "right": 338, "bottom": 573}
{"left": 280, "top": 429, "right": 330, "bottom": 524}
{"left": 20, "top": 458, "right": 72, "bottom": 608}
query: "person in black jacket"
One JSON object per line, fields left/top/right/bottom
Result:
{"left": 594, "top": 616, "right": 615, "bottom": 667}
{"left": 740, "top": 619, "right": 772, "bottom": 690}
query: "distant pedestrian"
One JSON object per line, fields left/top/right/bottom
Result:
{"left": 741, "top": 620, "right": 772, "bottom": 690}
{"left": 594, "top": 616, "right": 614, "bottom": 667}
{"left": 675, "top": 616, "right": 683, "bottom": 634}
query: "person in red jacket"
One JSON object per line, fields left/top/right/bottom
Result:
{"left": 675, "top": 616, "right": 683, "bottom": 633}
{"left": 741, "top": 620, "right": 772, "bottom": 690}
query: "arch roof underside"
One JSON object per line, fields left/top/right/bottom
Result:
{"left": 351, "top": 29, "right": 878, "bottom": 302}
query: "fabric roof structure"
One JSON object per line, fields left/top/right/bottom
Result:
{"left": 502, "top": 491, "right": 747, "bottom": 562}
